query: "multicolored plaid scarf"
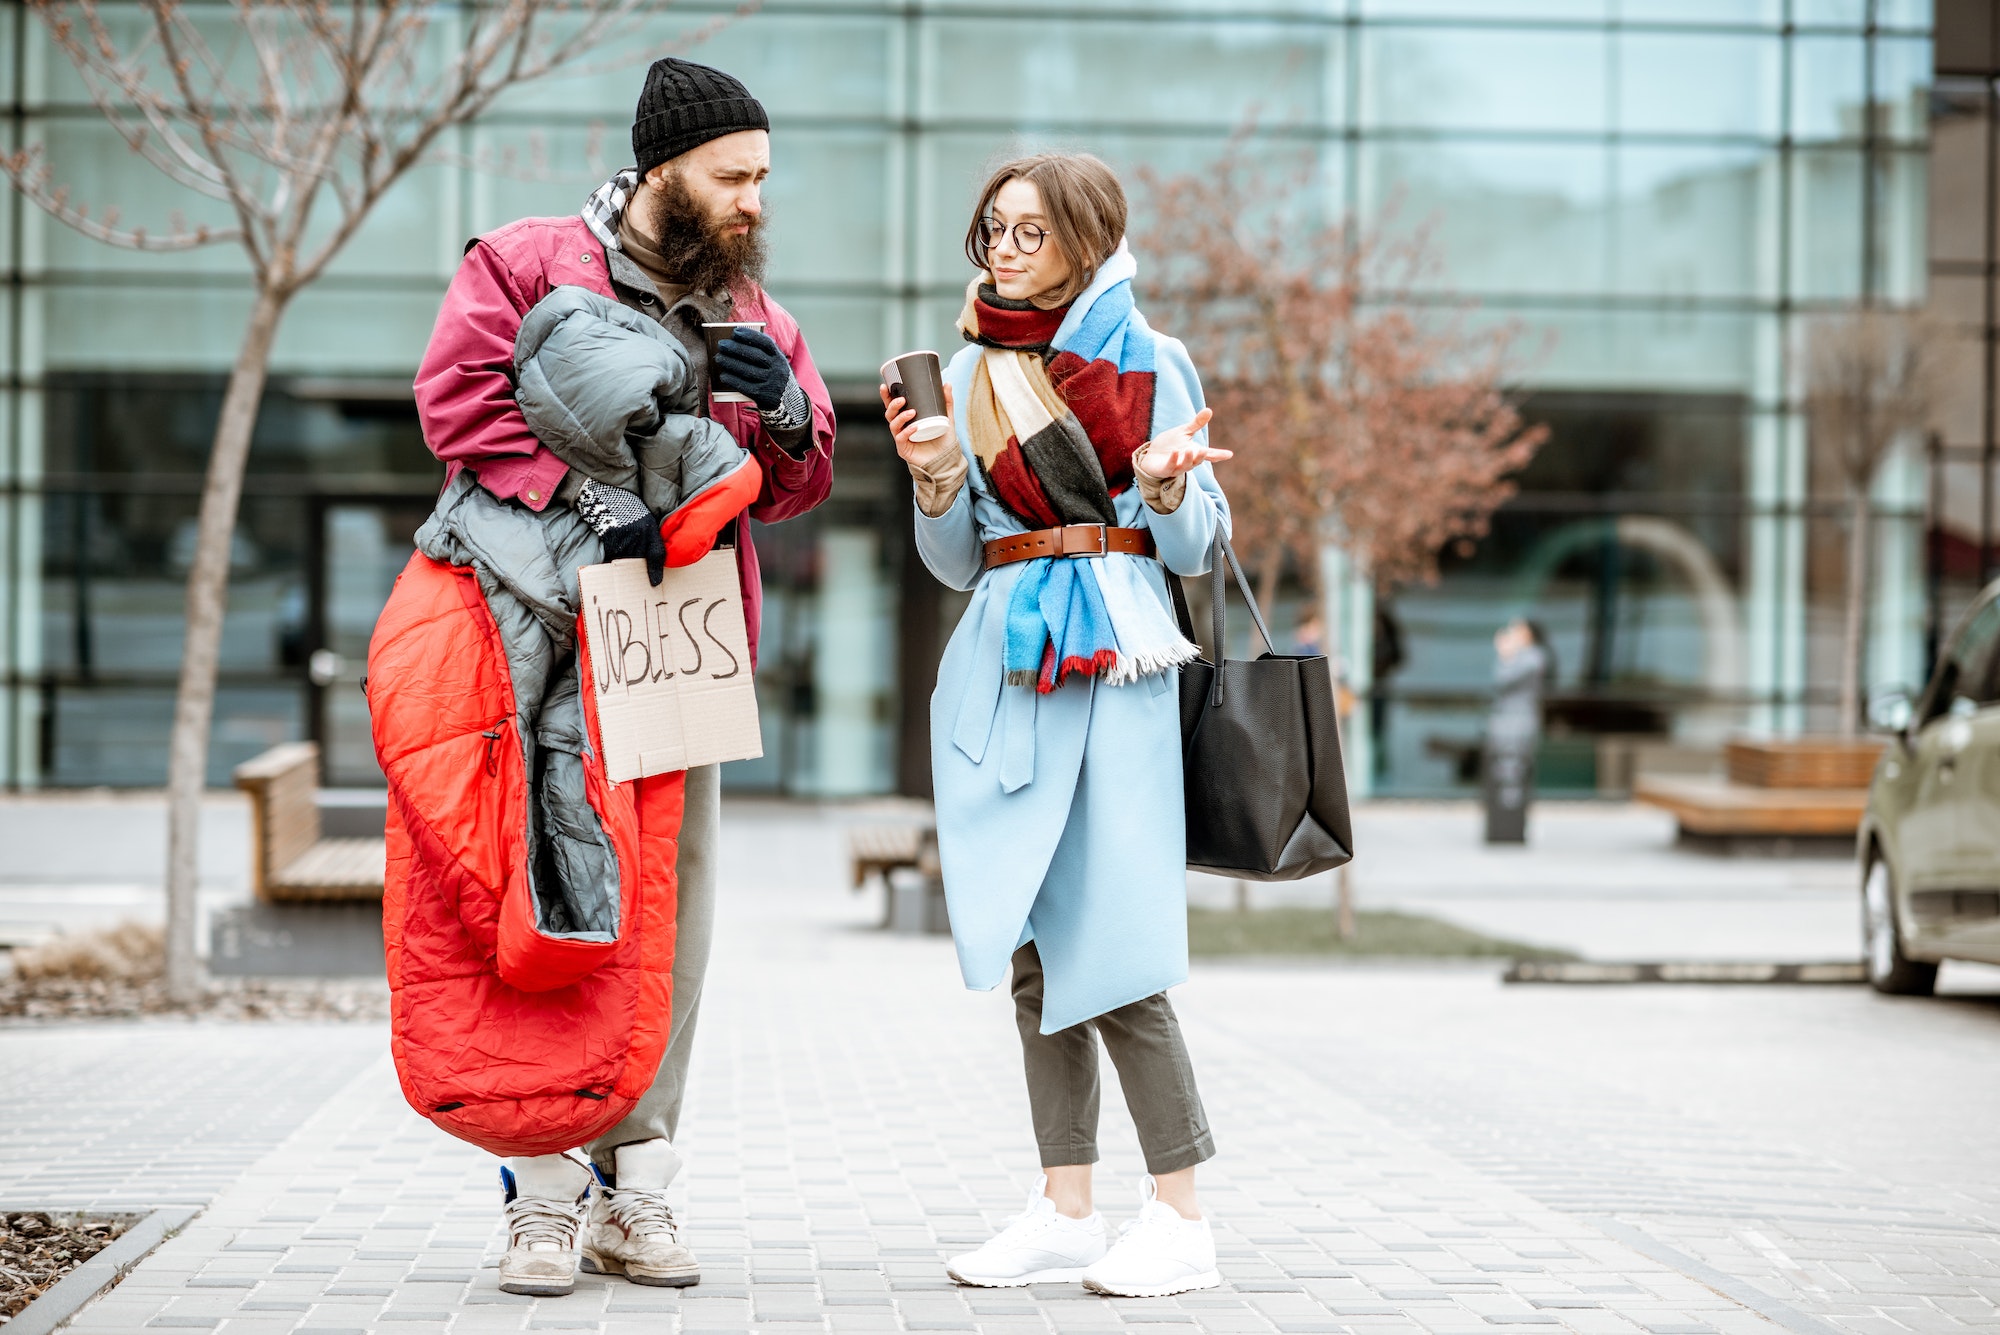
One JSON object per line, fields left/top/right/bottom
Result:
{"left": 956, "top": 281, "right": 1156, "bottom": 528}
{"left": 959, "top": 264, "right": 1196, "bottom": 693}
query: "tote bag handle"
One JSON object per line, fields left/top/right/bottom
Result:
{"left": 1167, "top": 533, "right": 1278, "bottom": 707}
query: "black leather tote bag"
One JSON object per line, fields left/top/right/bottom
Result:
{"left": 1169, "top": 534, "right": 1354, "bottom": 882}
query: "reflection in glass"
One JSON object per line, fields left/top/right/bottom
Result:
{"left": 1618, "top": 0, "right": 1781, "bottom": 22}
{"left": 1790, "top": 149, "right": 1864, "bottom": 300}
{"left": 1361, "top": 26, "right": 1606, "bottom": 132}
{"left": 1791, "top": 35, "right": 1867, "bottom": 141}
{"left": 1616, "top": 32, "right": 1781, "bottom": 138}
{"left": 1360, "top": 140, "right": 1608, "bottom": 295}
{"left": 1874, "top": 36, "right": 1934, "bottom": 143}
{"left": 1612, "top": 145, "right": 1770, "bottom": 300}
{"left": 924, "top": 19, "right": 1334, "bottom": 129}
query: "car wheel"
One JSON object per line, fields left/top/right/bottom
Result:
{"left": 1863, "top": 856, "right": 1938, "bottom": 996}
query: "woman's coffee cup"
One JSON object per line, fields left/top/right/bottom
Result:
{"left": 880, "top": 351, "right": 951, "bottom": 443}
{"left": 702, "top": 321, "right": 768, "bottom": 404}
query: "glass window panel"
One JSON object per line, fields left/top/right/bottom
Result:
{"left": 1501, "top": 305, "right": 1770, "bottom": 393}
{"left": 1612, "top": 144, "right": 1772, "bottom": 299}
{"left": 1789, "top": 148, "right": 1864, "bottom": 299}
{"left": 30, "top": 119, "right": 249, "bottom": 277}
{"left": 1793, "top": 0, "right": 1865, "bottom": 25}
{"left": 1617, "top": 32, "right": 1780, "bottom": 138}
{"left": 1358, "top": 140, "right": 1609, "bottom": 296}
{"left": 1876, "top": 0, "right": 1933, "bottom": 27}
{"left": 467, "top": 126, "right": 614, "bottom": 236}
{"left": 760, "top": 295, "right": 890, "bottom": 380}
{"left": 39, "top": 490, "right": 304, "bottom": 673}
{"left": 761, "top": 130, "right": 890, "bottom": 288}
{"left": 1791, "top": 35, "right": 1866, "bottom": 141}
{"left": 1360, "top": 0, "right": 1603, "bottom": 17}
{"left": 1874, "top": 148, "right": 1927, "bottom": 302}
{"left": 1875, "top": 36, "right": 1933, "bottom": 143}
{"left": 310, "top": 161, "right": 455, "bottom": 281}
{"left": 922, "top": 0, "right": 1335, "bottom": 11}
{"left": 1362, "top": 27, "right": 1606, "bottom": 132}
{"left": 922, "top": 19, "right": 1336, "bottom": 129}
{"left": 26, "top": 3, "right": 432, "bottom": 110}
{"left": 493, "top": 14, "right": 893, "bottom": 120}
{"left": 42, "top": 684, "right": 303, "bottom": 786}
{"left": 1617, "top": 0, "right": 1782, "bottom": 22}
{"left": 917, "top": 131, "right": 1337, "bottom": 290}
{"left": 37, "top": 282, "right": 444, "bottom": 373}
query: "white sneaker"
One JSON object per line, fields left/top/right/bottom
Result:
{"left": 499, "top": 1153, "right": 592, "bottom": 1297}
{"left": 946, "top": 1175, "right": 1109, "bottom": 1287}
{"left": 581, "top": 1139, "right": 701, "bottom": 1288}
{"left": 1081, "top": 1176, "right": 1221, "bottom": 1297}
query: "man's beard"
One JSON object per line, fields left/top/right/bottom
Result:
{"left": 643, "top": 170, "right": 767, "bottom": 291}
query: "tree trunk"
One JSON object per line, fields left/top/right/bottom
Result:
{"left": 1838, "top": 488, "right": 1870, "bottom": 740}
{"left": 162, "top": 285, "right": 292, "bottom": 1002}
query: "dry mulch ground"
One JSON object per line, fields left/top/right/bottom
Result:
{"left": 0, "top": 1211, "right": 130, "bottom": 1324}
{"left": 0, "top": 923, "right": 389, "bottom": 1023}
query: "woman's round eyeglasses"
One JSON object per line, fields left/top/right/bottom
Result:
{"left": 977, "top": 217, "right": 1048, "bottom": 256}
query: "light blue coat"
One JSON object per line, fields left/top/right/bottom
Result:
{"left": 915, "top": 254, "right": 1230, "bottom": 1034}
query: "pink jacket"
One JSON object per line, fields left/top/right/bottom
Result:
{"left": 413, "top": 214, "right": 837, "bottom": 668}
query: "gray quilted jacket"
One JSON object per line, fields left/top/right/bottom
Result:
{"left": 512, "top": 285, "right": 750, "bottom": 515}
{"left": 409, "top": 286, "right": 751, "bottom": 942}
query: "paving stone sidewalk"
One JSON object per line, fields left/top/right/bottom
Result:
{"left": 2, "top": 804, "right": 1996, "bottom": 1335}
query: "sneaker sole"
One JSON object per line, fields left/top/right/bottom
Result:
{"left": 498, "top": 1278, "right": 576, "bottom": 1297}
{"left": 581, "top": 1251, "right": 701, "bottom": 1288}
{"left": 1082, "top": 1269, "right": 1222, "bottom": 1298}
{"left": 946, "top": 1264, "right": 1088, "bottom": 1287}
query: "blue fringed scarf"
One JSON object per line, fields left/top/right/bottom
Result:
{"left": 1004, "top": 557, "right": 1120, "bottom": 693}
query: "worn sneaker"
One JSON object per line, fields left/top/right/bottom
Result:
{"left": 581, "top": 1139, "right": 701, "bottom": 1288}
{"left": 499, "top": 1153, "right": 593, "bottom": 1297}
{"left": 1081, "top": 1176, "right": 1220, "bottom": 1298}
{"left": 946, "top": 1175, "right": 1109, "bottom": 1287}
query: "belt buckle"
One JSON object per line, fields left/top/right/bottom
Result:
{"left": 1069, "top": 523, "right": 1108, "bottom": 557}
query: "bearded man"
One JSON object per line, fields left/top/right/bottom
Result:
{"left": 412, "top": 57, "right": 834, "bottom": 1297}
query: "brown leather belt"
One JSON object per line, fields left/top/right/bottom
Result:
{"left": 983, "top": 524, "right": 1156, "bottom": 569}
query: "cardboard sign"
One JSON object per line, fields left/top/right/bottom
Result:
{"left": 579, "top": 550, "right": 763, "bottom": 782}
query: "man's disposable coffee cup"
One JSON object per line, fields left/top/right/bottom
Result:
{"left": 703, "top": 322, "right": 768, "bottom": 404}
{"left": 880, "top": 351, "right": 950, "bottom": 443}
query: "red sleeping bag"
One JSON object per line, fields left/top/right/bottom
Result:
{"left": 367, "top": 467, "right": 758, "bottom": 1157}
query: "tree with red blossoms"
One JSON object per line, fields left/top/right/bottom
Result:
{"left": 1136, "top": 154, "right": 1548, "bottom": 605}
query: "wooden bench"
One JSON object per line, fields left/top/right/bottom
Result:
{"left": 1634, "top": 738, "right": 1882, "bottom": 843}
{"left": 849, "top": 825, "right": 933, "bottom": 891}
{"left": 1632, "top": 774, "right": 1869, "bottom": 837}
{"left": 234, "top": 742, "right": 386, "bottom": 902}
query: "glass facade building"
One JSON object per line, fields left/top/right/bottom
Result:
{"left": 0, "top": 0, "right": 1940, "bottom": 795}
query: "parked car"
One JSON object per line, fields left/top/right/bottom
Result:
{"left": 1858, "top": 584, "right": 2000, "bottom": 994}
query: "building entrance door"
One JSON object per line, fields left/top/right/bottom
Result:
{"left": 307, "top": 498, "right": 431, "bottom": 787}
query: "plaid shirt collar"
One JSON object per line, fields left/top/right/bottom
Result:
{"left": 580, "top": 168, "right": 640, "bottom": 251}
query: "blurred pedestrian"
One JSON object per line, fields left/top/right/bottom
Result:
{"left": 409, "top": 56, "right": 835, "bottom": 1299}
{"left": 1484, "top": 617, "right": 1551, "bottom": 844}
{"left": 883, "top": 152, "right": 1230, "bottom": 1298}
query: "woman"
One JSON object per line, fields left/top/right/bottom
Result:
{"left": 1484, "top": 618, "right": 1552, "bottom": 844}
{"left": 880, "top": 153, "right": 1232, "bottom": 1298}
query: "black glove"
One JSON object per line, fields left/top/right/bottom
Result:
{"left": 714, "top": 327, "right": 798, "bottom": 414}
{"left": 577, "top": 480, "right": 666, "bottom": 586}
{"left": 600, "top": 513, "right": 666, "bottom": 586}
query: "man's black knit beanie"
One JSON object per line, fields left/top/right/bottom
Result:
{"left": 632, "top": 57, "right": 769, "bottom": 177}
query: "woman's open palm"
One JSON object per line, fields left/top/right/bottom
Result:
{"left": 1139, "top": 408, "right": 1228, "bottom": 478}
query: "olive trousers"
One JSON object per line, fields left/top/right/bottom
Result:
{"left": 1009, "top": 941, "right": 1216, "bottom": 1176}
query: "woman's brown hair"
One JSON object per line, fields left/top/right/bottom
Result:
{"left": 963, "top": 152, "right": 1127, "bottom": 309}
